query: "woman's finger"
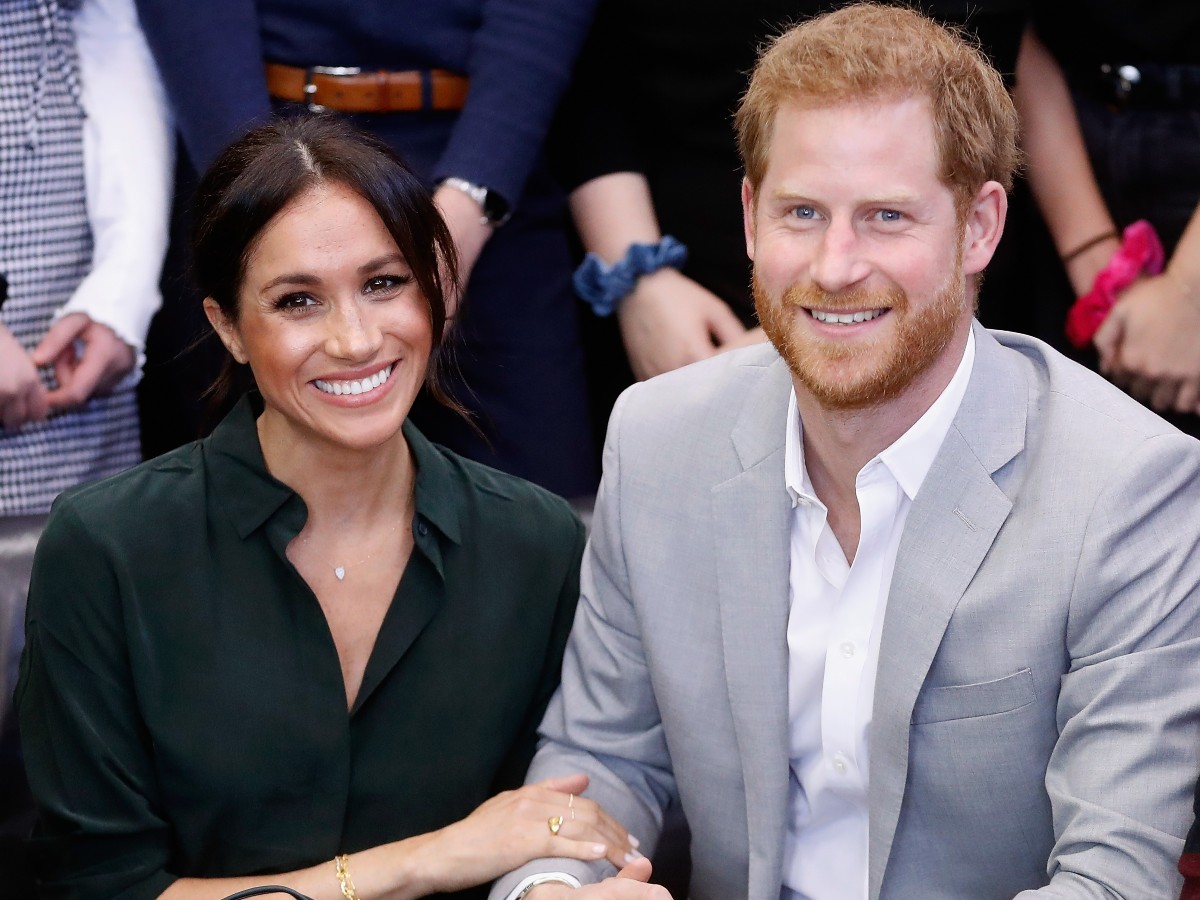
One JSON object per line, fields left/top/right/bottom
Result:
{"left": 550, "top": 818, "right": 643, "bottom": 870}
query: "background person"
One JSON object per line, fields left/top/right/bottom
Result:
{"left": 1019, "top": 2, "right": 1200, "bottom": 429}
{"left": 16, "top": 117, "right": 637, "bottom": 900}
{"left": 132, "top": 0, "right": 601, "bottom": 500}
{"left": 0, "top": 0, "right": 171, "bottom": 883}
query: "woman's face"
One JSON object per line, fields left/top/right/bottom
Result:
{"left": 205, "top": 180, "right": 433, "bottom": 454}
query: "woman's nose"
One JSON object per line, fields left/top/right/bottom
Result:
{"left": 325, "top": 302, "right": 382, "bottom": 361}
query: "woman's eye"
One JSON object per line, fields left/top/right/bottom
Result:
{"left": 364, "top": 274, "right": 413, "bottom": 294}
{"left": 274, "top": 293, "right": 318, "bottom": 310}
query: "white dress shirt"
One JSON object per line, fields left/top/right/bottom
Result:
{"left": 780, "top": 331, "right": 976, "bottom": 900}
{"left": 67, "top": 0, "right": 173, "bottom": 364}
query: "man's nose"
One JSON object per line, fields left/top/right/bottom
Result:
{"left": 325, "top": 302, "right": 381, "bottom": 361}
{"left": 810, "top": 220, "right": 869, "bottom": 294}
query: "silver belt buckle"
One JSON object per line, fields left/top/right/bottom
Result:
{"left": 304, "top": 65, "right": 363, "bottom": 113}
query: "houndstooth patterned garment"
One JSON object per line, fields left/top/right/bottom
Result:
{"left": 0, "top": 0, "right": 141, "bottom": 516}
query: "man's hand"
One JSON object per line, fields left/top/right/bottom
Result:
{"left": 523, "top": 857, "right": 672, "bottom": 898}
{"left": 0, "top": 322, "right": 49, "bottom": 430}
{"left": 617, "top": 269, "right": 746, "bottom": 380}
{"left": 30, "top": 312, "right": 136, "bottom": 414}
{"left": 1093, "top": 274, "right": 1200, "bottom": 414}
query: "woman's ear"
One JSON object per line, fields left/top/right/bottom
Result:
{"left": 202, "top": 298, "right": 248, "bottom": 365}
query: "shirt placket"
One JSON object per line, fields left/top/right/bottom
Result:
{"left": 820, "top": 463, "right": 898, "bottom": 796}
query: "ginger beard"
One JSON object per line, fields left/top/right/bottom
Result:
{"left": 754, "top": 256, "right": 968, "bottom": 411}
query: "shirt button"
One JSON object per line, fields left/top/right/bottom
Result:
{"left": 416, "top": 518, "right": 429, "bottom": 536}
{"left": 840, "top": 641, "right": 856, "bottom": 659}
{"left": 832, "top": 754, "right": 848, "bottom": 775}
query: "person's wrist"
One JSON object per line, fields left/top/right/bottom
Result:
{"left": 615, "top": 267, "right": 676, "bottom": 318}
{"left": 1164, "top": 267, "right": 1200, "bottom": 311}
{"left": 574, "top": 236, "right": 688, "bottom": 317}
{"left": 1064, "top": 235, "right": 1121, "bottom": 296}
{"left": 1065, "top": 219, "right": 1165, "bottom": 348}
{"left": 383, "top": 831, "right": 439, "bottom": 900}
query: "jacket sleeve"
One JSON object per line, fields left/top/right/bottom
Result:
{"left": 1017, "top": 431, "right": 1200, "bottom": 898}
{"left": 132, "top": 0, "right": 272, "bottom": 172}
{"left": 17, "top": 502, "right": 177, "bottom": 900}
{"left": 431, "top": 0, "right": 599, "bottom": 206}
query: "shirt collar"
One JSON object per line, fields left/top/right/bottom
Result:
{"left": 206, "top": 394, "right": 464, "bottom": 547}
{"left": 784, "top": 329, "right": 976, "bottom": 506}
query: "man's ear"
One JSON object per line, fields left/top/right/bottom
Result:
{"left": 961, "top": 180, "right": 1007, "bottom": 276}
{"left": 202, "top": 298, "right": 248, "bottom": 365}
{"left": 741, "top": 177, "right": 757, "bottom": 262}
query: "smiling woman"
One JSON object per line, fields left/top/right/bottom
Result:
{"left": 15, "top": 117, "right": 639, "bottom": 899}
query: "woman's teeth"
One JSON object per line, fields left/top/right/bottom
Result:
{"left": 314, "top": 364, "right": 393, "bottom": 396}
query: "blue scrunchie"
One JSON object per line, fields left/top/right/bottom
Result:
{"left": 573, "top": 235, "right": 689, "bottom": 317}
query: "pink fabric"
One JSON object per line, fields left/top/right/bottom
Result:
{"left": 1065, "top": 220, "right": 1165, "bottom": 348}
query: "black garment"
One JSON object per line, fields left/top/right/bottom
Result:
{"left": 16, "top": 397, "right": 585, "bottom": 899}
{"left": 1035, "top": 0, "right": 1200, "bottom": 71}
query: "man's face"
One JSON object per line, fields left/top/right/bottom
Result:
{"left": 744, "top": 96, "right": 994, "bottom": 411}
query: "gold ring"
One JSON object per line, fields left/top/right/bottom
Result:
{"left": 548, "top": 815, "right": 564, "bottom": 836}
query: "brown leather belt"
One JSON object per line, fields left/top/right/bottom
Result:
{"left": 265, "top": 62, "right": 469, "bottom": 113}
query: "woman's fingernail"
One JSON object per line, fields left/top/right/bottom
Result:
{"left": 624, "top": 850, "right": 644, "bottom": 864}
{"left": 628, "top": 834, "right": 641, "bottom": 849}
{"left": 592, "top": 844, "right": 607, "bottom": 856}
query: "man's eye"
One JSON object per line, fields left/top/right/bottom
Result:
{"left": 364, "top": 274, "right": 413, "bottom": 294}
{"left": 877, "top": 209, "right": 903, "bottom": 222}
{"left": 791, "top": 206, "right": 818, "bottom": 220}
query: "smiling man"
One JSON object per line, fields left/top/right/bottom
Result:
{"left": 491, "top": 5, "right": 1200, "bottom": 899}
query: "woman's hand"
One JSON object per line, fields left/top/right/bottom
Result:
{"left": 1094, "top": 273, "right": 1200, "bottom": 414}
{"left": 617, "top": 268, "right": 746, "bottom": 381}
{"left": 399, "top": 773, "right": 641, "bottom": 896}
{"left": 0, "top": 322, "right": 49, "bottom": 429}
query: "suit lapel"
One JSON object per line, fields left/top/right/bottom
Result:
{"left": 868, "top": 325, "right": 1027, "bottom": 898}
{"left": 712, "top": 356, "right": 793, "bottom": 899}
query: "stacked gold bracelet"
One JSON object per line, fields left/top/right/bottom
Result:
{"left": 335, "top": 854, "right": 360, "bottom": 900}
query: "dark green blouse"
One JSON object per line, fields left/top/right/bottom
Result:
{"left": 16, "top": 398, "right": 585, "bottom": 899}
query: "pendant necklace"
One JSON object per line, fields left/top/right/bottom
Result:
{"left": 300, "top": 521, "right": 401, "bottom": 582}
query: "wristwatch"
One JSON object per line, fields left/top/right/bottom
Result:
{"left": 440, "top": 176, "right": 512, "bottom": 227}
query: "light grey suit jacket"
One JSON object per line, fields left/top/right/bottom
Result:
{"left": 492, "top": 325, "right": 1200, "bottom": 899}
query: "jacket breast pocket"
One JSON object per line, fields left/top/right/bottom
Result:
{"left": 910, "top": 667, "right": 1036, "bottom": 725}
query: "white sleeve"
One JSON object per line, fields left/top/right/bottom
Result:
{"left": 62, "top": 0, "right": 174, "bottom": 365}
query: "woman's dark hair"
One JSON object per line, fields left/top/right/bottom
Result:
{"left": 192, "top": 114, "right": 463, "bottom": 417}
